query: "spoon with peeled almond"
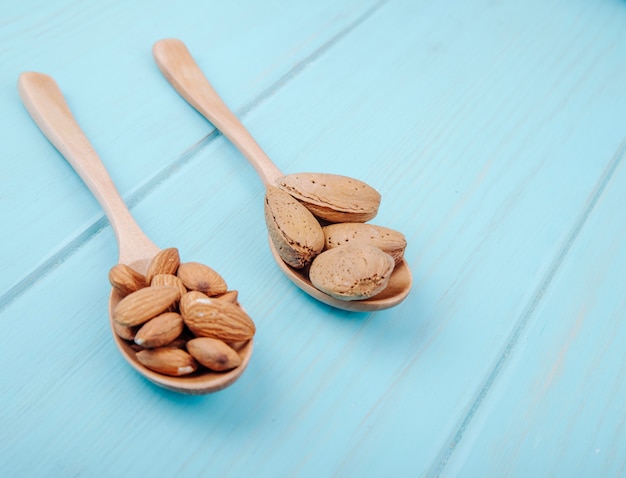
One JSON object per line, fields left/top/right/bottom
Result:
{"left": 18, "top": 71, "right": 254, "bottom": 394}
{"left": 153, "top": 38, "right": 412, "bottom": 312}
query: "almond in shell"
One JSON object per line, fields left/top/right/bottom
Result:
{"left": 264, "top": 185, "right": 324, "bottom": 268}
{"left": 309, "top": 243, "right": 395, "bottom": 300}
{"left": 323, "top": 223, "right": 407, "bottom": 265}
{"left": 276, "top": 172, "right": 381, "bottom": 223}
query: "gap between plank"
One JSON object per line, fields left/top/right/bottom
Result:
{"left": 429, "top": 138, "right": 626, "bottom": 477}
{"left": 0, "top": 0, "right": 389, "bottom": 314}
{"left": 236, "top": 0, "right": 389, "bottom": 117}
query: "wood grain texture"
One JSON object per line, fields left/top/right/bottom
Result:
{"left": 1, "top": 0, "right": 626, "bottom": 476}
{"left": 442, "top": 144, "right": 626, "bottom": 477}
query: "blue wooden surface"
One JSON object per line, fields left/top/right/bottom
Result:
{"left": 1, "top": 0, "right": 625, "bottom": 476}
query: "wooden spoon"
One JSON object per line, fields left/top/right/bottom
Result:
{"left": 152, "top": 38, "right": 413, "bottom": 312}
{"left": 152, "top": 38, "right": 412, "bottom": 311}
{"left": 18, "top": 71, "right": 252, "bottom": 393}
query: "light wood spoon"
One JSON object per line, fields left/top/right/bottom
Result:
{"left": 18, "top": 71, "right": 252, "bottom": 394}
{"left": 152, "top": 38, "right": 412, "bottom": 312}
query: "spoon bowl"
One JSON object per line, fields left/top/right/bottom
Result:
{"left": 153, "top": 38, "right": 412, "bottom": 311}
{"left": 109, "top": 258, "right": 253, "bottom": 393}
{"left": 269, "top": 240, "right": 412, "bottom": 311}
{"left": 18, "top": 71, "right": 253, "bottom": 394}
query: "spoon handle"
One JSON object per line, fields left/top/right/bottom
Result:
{"left": 153, "top": 38, "right": 283, "bottom": 186}
{"left": 18, "top": 72, "right": 158, "bottom": 264}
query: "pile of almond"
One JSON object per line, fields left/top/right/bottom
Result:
{"left": 265, "top": 173, "right": 407, "bottom": 301}
{"left": 108, "top": 248, "right": 255, "bottom": 377}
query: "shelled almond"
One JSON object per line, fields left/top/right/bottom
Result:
{"left": 187, "top": 337, "right": 242, "bottom": 371}
{"left": 109, "top": 248, "right": 255, "bottom": 377}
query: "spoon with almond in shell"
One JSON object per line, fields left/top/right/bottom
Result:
{"left": 152, "top": 38, "right": 412, "bottom": 312}
{"left": 18, "top": 71, "right": 253, "bottom": 394}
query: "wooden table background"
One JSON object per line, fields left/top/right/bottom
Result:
{"left": 2, "top": 0, "right": 626, "bottom": 476}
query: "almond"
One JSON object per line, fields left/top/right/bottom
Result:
{"left": 214, "top": 290, "right": 239, "bottom": 304}
{"left": 167, "top": 337, "right": 190, "bottom": 350}
{"left": 225, "top": 340, "right": 248, "bottom": 351}
{"left": 181, "top": 295, "right": 255, "bottom": 341}
{"left": 145, "top": 248, "right": 180, "bottom": 283}
{"left": 112, "top": 321, "right": 138, "bottom": 341}
{"left": 108, "top": 263, "right": 146, "bottom": 297}
{"left": 323, "top": 223, "right": 407, "bottom": 265}
{"left": 276, "top": 172, "right": 381, "bottom": 223}
{"left": 177, "top": 262, "right": 227, "bottom": 296}
{"left": 309, "top": 243, "right": 395, "bottom": 300}
{"left": 151, "top": 273, "right": 187, "bottom": 298}
{"left": 180, "top": 290, "right": 210, "bottom": 316}
{"left": 136, "top": 347, "right": 197, "bottom": 376}
{"left": 113, "top": 285, "right": 181, "bottom": 327}
{"left": 134, "top": 312, "right": 184, "bottom": 348}
{"left": 264, "top": 185, "right": 324, "bottom": 268}
{"left": 187, "top": 337, "right": 242, "bottom": 371}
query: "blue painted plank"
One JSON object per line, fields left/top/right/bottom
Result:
{"left": 1, "top": 0, "right": 626, "bottom": 476}
{"left": 441, "top": 144, "right": 626, "bottom": 477}
{"left": 208, "top": 1, "right": 626, "bottom": 473}
{"left": 189, "top": 0, "right": 626, "bottom": 475}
